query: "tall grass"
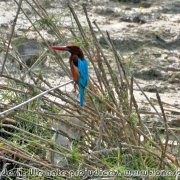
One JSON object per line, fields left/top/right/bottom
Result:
{"left": 0, "top": 0, "right": 179, "bottom": 179}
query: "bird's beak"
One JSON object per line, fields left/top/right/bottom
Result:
{"left": 49, "top": 46, "right": 68, "bottom": 51}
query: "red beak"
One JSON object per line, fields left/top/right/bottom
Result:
{"left": 50, "top": 46, "right": 68, "bottom": 51}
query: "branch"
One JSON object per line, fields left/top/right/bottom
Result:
{"left": 0, "top": 0, "right": 23, "bottom": 74}
{"left": 0, "top": 80, "right": 73, "bottom": 116}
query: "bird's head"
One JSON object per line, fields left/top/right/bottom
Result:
{"left": 50, "top": 45, "right": 84, "bottom": 59}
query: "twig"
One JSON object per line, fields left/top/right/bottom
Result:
{"left": 95, "top": 114, "right": 104, "bottom": 150}
{"left": 0, "top": 80, "right": 73, "bottom": 116}
{"left": 150, "top": 97, "right": 180, "bottom": 110}
{"left": 22, "top": 49, "right": 48, "bottom": 77}
{"left": 0, "top": 128, "right": 66, "bottom": 157}
{"left": 0, "top": 156, "right": 35, "bottom": 169}
{"left": 126, "top": 76, "right": 143, "bottom": 129}
{"left": 82, "top": 5, "right": 118, "bottom": 107}
{"left": 1, "top": 124, "right": 70, "bottom": 153}
{"left": 0, "top": 147, "right": 52, "bottom": 168}
{"left": 156, "top": 91, "right": 169, "bottom": 169}
{"left": 1, "top": 0, "right": 23, "bottom": 74}
{"left": 106, "top": 31, "right": 124, "bottom": 86}
{"left": 14, "top": 0, "right": 70, "bottom": 77}
{"left": 133, "top": 78, "right": 163, "bottom": 120}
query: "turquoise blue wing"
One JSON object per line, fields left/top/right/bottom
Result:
{"left": 78, "top": 59, "right": 88, "bottom": 106}
{"left": 78, "top": 59, "right": 88, "bottom": 88}
{"left": 79, "top": 86, "right": 85, "bottom": 107}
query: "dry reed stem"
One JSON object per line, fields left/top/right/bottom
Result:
{"left": 156, "top": 90, "right": 169, "bottom": 169}
{"left": 0, "top": 80, "right": 73, "bottom": 116}
{"left": 1, "top": 0, "right": 23, "bottom": 74}
{"left": 0, "top": 0, "right": 179, "bottom": 171}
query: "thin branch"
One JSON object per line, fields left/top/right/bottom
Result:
{"left": 1, "top": 0, "right": 23, "bottom": 74}
{"left": 156, "top": 91, "right": 169, "bottom": 169}
{"left": 0, "top": 156, "right": 35, "bottom": 169}
{"left": 0, "top": 80, "right": 73, "bottom": 116}
{"left": 133, "top": 78, "right": 163, "bottom": 120}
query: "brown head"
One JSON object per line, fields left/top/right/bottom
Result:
{"left": 50, "top": 45, "right": 84, "bottom": 59}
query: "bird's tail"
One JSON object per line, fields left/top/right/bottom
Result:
{"left": 80, "top": 85, "right": 85, "bottom": 107}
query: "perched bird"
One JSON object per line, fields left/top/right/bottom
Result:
{"left": 50, "top": 45, "right": 88, "bottom": 107}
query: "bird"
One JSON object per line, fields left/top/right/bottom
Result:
{"left": 50, "top": 45, "right": 88, "bottom": 107}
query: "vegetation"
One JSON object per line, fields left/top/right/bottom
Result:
{"left": 0, "top": 0, "right": 179, "bottom": 179}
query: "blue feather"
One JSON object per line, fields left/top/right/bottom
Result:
{"left": 78, "top": 58, "right": 88, "bottom": 107}
{"left": 79, "top": 86, "right": 85, "bottom": 107}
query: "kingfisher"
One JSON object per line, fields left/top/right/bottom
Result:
{"left": 50, "top": 45, "right": 88, "bottom": 107}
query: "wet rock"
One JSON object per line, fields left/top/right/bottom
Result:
{"left": 47, "top": 132, "right": 69, "bottom": 167}
{"left": 0, "top": 23, "right": 8, "bottom": 29}
{"left": 155, "top": 35, "right": 166, "bottom": 44}
{"left": 94, "top": 7, "right": 116, "bottom": 16}
{"left": 52, "top": 119, "right": 83, "bottom": 141}
{"left": 143, "top": 85, "right": 156, "bottom": 93}
{"left": 168, "top": 72, "right": 180, "bottom": 84}
{"left": 171, "top": 72, "right": 180, "bottom": 79}
{"left": 167, "top": 56, "right": 179, "bottom": 63}
{"left": 12, "top": 38, "right": 42, "bottom": 68}
{"left": 168, "top": 78, "right": 180, "bottom": 84}
{"left": 48, "top": 109, "right": 84, "bottom": 167}
{"left": 143, "top": 84, "right": 167, "bottom": 93}
{"left": 140, "top": 2, "right": 151, "bottom": 8}
{"left": 161, "top": 6, "right": 180, "bottom": 14}
{"left": 153, "top": 52, "right": 162, "bottom": 58}
{"left": 166, "top": 64, "right": 180, "bottom": 72}
{"left": 120, "top": 13, "right": 148, "bottom": 23}
{"left": 114, "top": 0, "right": 141, "bottom": 2}
{"left": 99, "top": 36, "right": 143, "bottom": 52}
{"left": 133, "top": 68, "right": 165, "bottom": 80}
{"left": 133, "top": 0, "right": 141, "bottom": 2}
{"left": 23, "top": 8, "right": 32, "bottom": 16}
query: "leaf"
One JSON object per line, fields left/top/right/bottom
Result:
{"left": 117, "top": 146, "right": 121, "bottom": 160}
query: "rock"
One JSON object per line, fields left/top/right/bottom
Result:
{"left": 143, "top": 85, "right": 157, "bottom": 92}
{"left": 47, "top": 132, "right": 69, "bottom": 167}
{"left": 153, "top": 52, "right": 161, "bottom": 58}
{"left": 48, "top": 109, "right": 84, "bottom": 167}
{"left": 167, "top": 64, "right": 180, "bottom": 72}
{"left": 140, "top": 2, "right": 151, "bottom": 8}
{"left": 169, "top": 117, "right": 180, "bottom": 127}
{"left": 0, "top": 23, "right": 8, "bottom": 29}
{"left": 155, "top": 35, "right": 167, "bottom": 48}
{"left": 133, "top": 68, "right": 164, "bottom": 80}
{"left": 168, "top": 78, "right": 180, "bottom": 84}
{"left": 143, "top": 84, "right": 167, "bottom": 93}
{"left": 120, "top": 12, "right": 152, "bottom": 24}
{"left": 99, "top": 36, "right": 143, "bottom": 52}
{"left": 170, "top": 72, "right": 180, "bottom": 79}
{"left": 12, "top": 38, "right": 42, "bottom": 68}
{"left": 51, "top": 109, "right": 84, "bottom": 144}
{"left": 124, "top": 7, "right": 132, "bottom": 11}
{"left": 132, "top": 0, "right": 141, "bottom": 3}
{"left": 94, "top": 7, "right": 115, "bottom": 16}
{"left": 168, "top": 72, "right": 180, "bottom": 84}
{"left": 120, "top": 13, "right": 145, "bottom": 23}
{"left": 51, "top": 116, "right": 83, "bottom": 141}
{"left": 167, "top": 56, "right": 179, "bottom": 64}
{"left": 118, "top": 0, "right": 141, "bottom": 2}
{"left": 23, "top": 8, "right": 32, "bottom": 16}
{"left": 161, "top": 6, "right": 180, "bottom": 14}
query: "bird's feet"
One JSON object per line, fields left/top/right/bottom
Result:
{"left": 73, "top": 83, "right": 79, "bottom": 93}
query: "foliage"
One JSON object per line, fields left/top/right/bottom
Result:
{"left": 0, "top": 1, "right": 179, "bottom": 180}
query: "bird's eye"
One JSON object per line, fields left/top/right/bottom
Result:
{"left": 65, "top": 47, "right": 70, "bottom": 51}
